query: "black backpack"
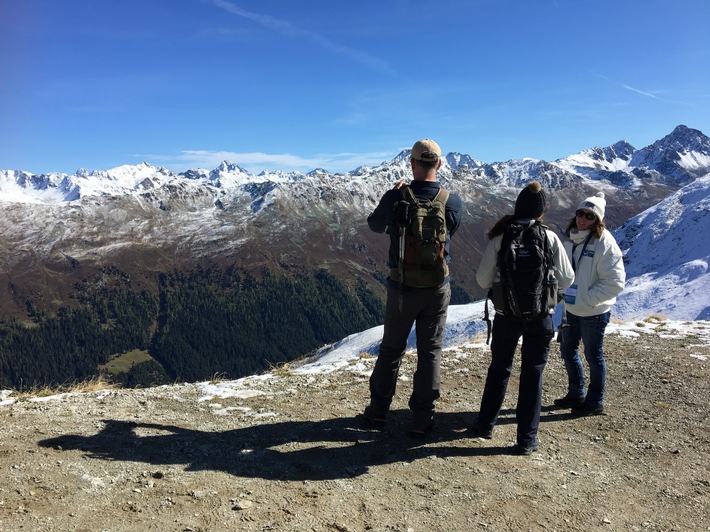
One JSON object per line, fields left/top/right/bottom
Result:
{"left": 390, "top": 186, "right": 450, "bottom": 289}
{"left": 483, "top": 220, "right": 558, "bottom": 342}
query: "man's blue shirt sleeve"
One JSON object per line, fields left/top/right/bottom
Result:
{"left": 445, "top": 193, "right": 463, "bottom": 237}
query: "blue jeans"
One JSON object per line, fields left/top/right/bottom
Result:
{"left": 559, "top": 311, "right": 610, "bottom": 407}
{"left": 477, "top": 314, "right": 553, "bottom": 447}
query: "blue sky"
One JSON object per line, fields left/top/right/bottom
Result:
{"left": 2, "top": 0, "right": 709, "bottom": 175}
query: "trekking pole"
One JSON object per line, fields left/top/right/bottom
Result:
{"left": 398, "top": 226, "right": 405, "bottom": 311}
{"left": 396, "top": 200, "right": 409, "bottom": 312}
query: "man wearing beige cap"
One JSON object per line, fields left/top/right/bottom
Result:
{"left": 362, "top": 139, "right": 463, "bottom": 437}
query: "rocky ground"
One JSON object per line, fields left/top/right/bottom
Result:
{"left": 1, "top": 319, "right": 708, "bottom": 532}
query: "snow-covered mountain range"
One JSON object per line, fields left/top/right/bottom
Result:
{"left": 2, "top": 125, "right": 709, "bottom": 206}
{"left": 0, "top": 126, "right": 710, "bottom": 204}
{"left": 0, "top": 125, "right": 709, "bottom": 321}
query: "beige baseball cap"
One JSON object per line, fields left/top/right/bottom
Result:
{"left": 411, "top": 139, "right": 441, "bottom": 162}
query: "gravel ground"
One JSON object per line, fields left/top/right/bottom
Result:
{"left": 1, "top": 319, "right": 708, "bottom": 532}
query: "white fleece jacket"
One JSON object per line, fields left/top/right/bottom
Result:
{"left": 563, "top": 229, "right": 626, "bottom": 317}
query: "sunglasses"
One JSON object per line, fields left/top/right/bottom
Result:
{"left": 575, "top": 210, "right": 597, "bottom": 221}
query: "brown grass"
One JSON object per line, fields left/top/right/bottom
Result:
{"left": 14, "top": 374, "right": 116, "bottom": 400}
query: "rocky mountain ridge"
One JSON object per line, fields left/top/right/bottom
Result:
{"left": 0, "top": 125, "right": 709, "bottom": 320}
{"left": 2, "top": 125, "right": 708, "bottom": 205}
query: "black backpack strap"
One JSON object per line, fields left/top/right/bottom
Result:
{"left": 536, "top": 221, "right": 553, "bottom": 264}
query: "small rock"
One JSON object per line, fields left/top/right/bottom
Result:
{"left": 232, "top": 499, "right": 254, "bottom": 510}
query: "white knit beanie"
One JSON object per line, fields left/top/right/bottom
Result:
{"left": 578, "top": 192, "right": 606, "bottom": 221}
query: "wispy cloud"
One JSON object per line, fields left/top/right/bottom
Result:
{"left": 210, "top": 0, "right": 395, "bottom": 76}
{"left": 143, "top": 149, "right": 391, "bottom": 173}
{"left": 178, "top": 150, "right": 322, "bottom": 170}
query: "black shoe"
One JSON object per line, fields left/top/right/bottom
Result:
{"left": 511, "top": 440, "right": 539, "bottom": 456}
{"left": 408, "top": 422, "right": 434, "bottom": 439}
{"left": 360, "top": 406, "right": 386, "bottom": 429}
{"left": 571, "top": 403, "right": 604, "bottom": 417}
{"left": 553, "top": 395, "right": 585, "bottom": 409}
{"left": 465, "top": 425, "right": 493, "bottom": 439}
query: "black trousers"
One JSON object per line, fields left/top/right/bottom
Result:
{"left": 368, "top": 283, "right": 451, "bottom": 425}
{"left": 477, "top": 313, "right": 553, "bottom": 447}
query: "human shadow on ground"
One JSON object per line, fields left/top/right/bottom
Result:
{"left": 37, "top": 409, "right": 534, "bottom": 481}
{"left": 38, "top": 405, "right": 579, "bottom": 481}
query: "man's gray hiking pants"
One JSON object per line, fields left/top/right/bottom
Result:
{"left": 368, "top": 282, "right": 451, "bottom": 426}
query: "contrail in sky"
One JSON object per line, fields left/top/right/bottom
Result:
{"left": 622, "top": 84, "right": 687, "bottom": 105}
{"left": 623, "top": 84, "right": 664, "bottom": 100}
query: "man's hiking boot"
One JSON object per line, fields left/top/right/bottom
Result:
{"left": 360, "top": 406, "right": 386, "bottom": 429}
{"left": 571, "top": 403, "right": 604, "bottom": 417}
{"left": 465, "top": 425, "right": 493, "bottom": 439}
{"left": 407, "top": 412, "right": 435, "bottom": 439}
{"left": 407, "top": 422, "right": 434, "bottom": 439}
{"left": 511, "top": 440, "right": 539, "bottom": 456}
{"left": 553, "top": 394, "right": 586, "bottom": 409}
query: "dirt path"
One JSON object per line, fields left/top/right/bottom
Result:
{"left": 1, "top": 321, "right": 709, "bottom": 531}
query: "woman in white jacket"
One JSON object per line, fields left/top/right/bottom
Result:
{"left": 555, "top": 192, "right": 626, "bottom": 416}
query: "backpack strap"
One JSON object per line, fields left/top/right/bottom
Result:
{"left": 402, "top": 185, "right": 417, "bottom": 204}
{"left": 434, "top": 186, "right": 449, "bottom": 206}
{"left": 403, "top": 185, "right": 449, "bottom": 205}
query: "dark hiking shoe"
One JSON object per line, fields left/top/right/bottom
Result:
{"left": 553, "top": 395, "right": 586, "bottom": 409}
{"left": 407, "top": 422, "right": 434, "bottom": 439}
{"left": 571, "top": 403, "right": 604, "bottom": 417}
{"left": 359, "top": 415, "right": 385, "bottom": 429}
{"left": 465, "top": 425, "right": 493, "bottom": 439}
{"left": 360, "top": 406, "right": 386, "bottom": 429}
{"left": 511, "top": 440, "right": 539, "bottom": 456}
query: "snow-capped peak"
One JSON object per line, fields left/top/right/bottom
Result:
{"left": 630, "top": 125, "right": 710, "bottom": 183}
{"left": 556, "top": 141, "right": 634, "bottom": 176}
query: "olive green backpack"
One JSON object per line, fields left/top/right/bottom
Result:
{"left": 390, "top": 186, "right": 450, "bottom": 288}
